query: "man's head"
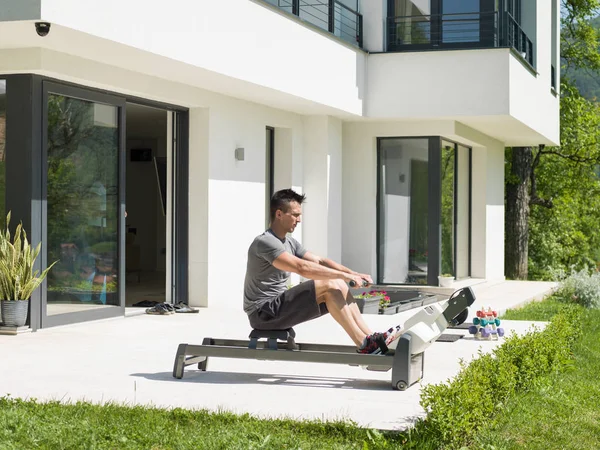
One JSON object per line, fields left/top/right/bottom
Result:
{"left": 270, "top": 189, "right": 306, "bottom": 233}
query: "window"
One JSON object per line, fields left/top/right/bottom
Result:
{"left": 46, "top": 94, "right": 120, "bottom": 315}
{"left": 378, "top": 138, "right": 430, "bottom": 284}
{"left": 378, "top": 137, "right": 471, "bottom": 284}
{"left": 388, "top": 0, "right": 497, "bottom": 49}
{"left": 505, "top": 0, "right": 521, "bottom": 23}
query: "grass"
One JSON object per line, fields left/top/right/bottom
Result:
{"left": 474, "top": 299, "right": 600, "bottom": 450}
{"left": 0, "top": 398, "right": 405, "bottom": 450}
{"left": 500, "top": 296, "right": 566, "bottom": 321}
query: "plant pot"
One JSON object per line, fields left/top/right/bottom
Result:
{"left": 357, "top": 296, "right": 383, "bottom": 314}
{"left": 438, "top": 276, "right": 455, "bottom": 287}
{"left": 0, "top": 299, "right": 29, "bottom": 327}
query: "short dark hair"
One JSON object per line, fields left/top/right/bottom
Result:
{"left": 270, "top": 189, "right": 306, "bottom": 221}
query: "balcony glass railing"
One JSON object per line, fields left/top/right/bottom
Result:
{"left": 387, "top": 11, "right": 534, "bottom": 68}
{"left": 263, "top": 0, "right": 363, "bottom": 47}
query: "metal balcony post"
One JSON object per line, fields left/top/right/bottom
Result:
{"left": 358, "top": 14, "right": 363, "bottom": 47}
{"left": 328, "top": 0, "right": 335, "bottom": 33}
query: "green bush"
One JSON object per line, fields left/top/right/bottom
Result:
{"left": 413, "top": 304, "right": 583, "bottom": 449}
{"left": 553, "top": 268, "right": 600, "bottom": 308}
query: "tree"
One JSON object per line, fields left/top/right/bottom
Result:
{"left": 505, "top": 0, "right": 600, "bottom": 279}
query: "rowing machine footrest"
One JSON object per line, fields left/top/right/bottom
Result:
{"left": 249, "top": 328, "right": 296, "bottom": 350}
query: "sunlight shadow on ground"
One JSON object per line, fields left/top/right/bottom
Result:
{"left": 131, "top": 370, "right": 393, "bottom": 391}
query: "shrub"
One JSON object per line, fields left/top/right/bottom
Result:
{"left": 414, "top": 304, "right": 583, "bottom": 449}
{"left": 554, "top": 268, "right": 600, "bottom": 308}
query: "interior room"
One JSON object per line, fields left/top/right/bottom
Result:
{"left": 125, "top": 103, "right": 169, "bottom": 307}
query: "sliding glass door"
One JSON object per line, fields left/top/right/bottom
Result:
{"left": 378, "top": 137, "right": 431, "bottom": 284}
{"left": 378, "top": 137, "right": 471, "bottom": 285}
{"left": 42, "top": 83, "right": 126, "bottom": 326}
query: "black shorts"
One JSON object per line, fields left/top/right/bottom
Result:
{"left": 248, "top": 280, "right": 329, "bottom": 330}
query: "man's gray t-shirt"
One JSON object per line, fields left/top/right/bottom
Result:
{"left": 243, "top": 229, "right": 307, "bottom": 314}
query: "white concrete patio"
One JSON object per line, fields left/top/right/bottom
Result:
{"left": 0, "top": 279, "right": 556, "bottom": 431}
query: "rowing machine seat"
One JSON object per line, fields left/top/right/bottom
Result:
{"left": 249, "top": 328, "right": 296, "bottom": 350}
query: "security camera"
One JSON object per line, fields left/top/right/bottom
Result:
{"left": 35, "top": 22, "right": 51, "bottom": 37}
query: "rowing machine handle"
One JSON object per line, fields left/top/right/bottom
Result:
{"left": 349, "top": 279, "right": 369, "bottom": 288}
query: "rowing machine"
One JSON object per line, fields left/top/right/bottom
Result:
{"left": 172, "top": 287, "right": 476, "bottom": 390}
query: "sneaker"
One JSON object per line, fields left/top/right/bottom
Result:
{"left": 378, "top": 325, "right": 404, "bottom": 345}
{"left": 357, "top": 333, "right": 388, "bottom": 354}
{"left": 145, "top": 304, "right": 170, "bottom": 315}
{"left": 173, "top": 302, "right": 199, "bottom": 314}
{"left": 161, "top": 303, "right": 175, "bottom": 315}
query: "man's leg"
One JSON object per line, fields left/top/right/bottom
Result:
{"left": 345, "top": 293, "right": 375, "bottom": 337}
{"left": 315, "top": 279, "right": 373, "bottom": 346}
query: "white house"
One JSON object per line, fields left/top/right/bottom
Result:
{"left": 0, "top": 0, "right": 560, "bottom": 329}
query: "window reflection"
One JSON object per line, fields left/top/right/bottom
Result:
{"left": 46, "top": 95, "right": 119, "bottom": 315}
{"left": 379, "top": 138, "right": 429, "bottom": 284}
{"left": 441, "top": 141, "right": 455, "bottom": 276}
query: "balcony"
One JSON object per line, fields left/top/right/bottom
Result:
{"left": 387, "top": 11, "right": 534, "bottom": 68}
{"left": 262, "top": 0, "right": 363, "bottom": 48}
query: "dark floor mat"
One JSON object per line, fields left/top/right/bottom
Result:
{"left": 437, "top": 333, "right": 464, "bottom": 342}
{"left": 448, "top": 322, "right": 473, "bottom": 330}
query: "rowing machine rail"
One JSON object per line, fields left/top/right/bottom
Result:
{"left": 172, "top": 287, "right": 475, "bottom": 390}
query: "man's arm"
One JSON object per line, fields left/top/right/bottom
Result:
{"left": 302, "top": 251, "right": 373, "bottom": 284}
{"left": 272, "top": 252, "right": 364, "bottom": 285}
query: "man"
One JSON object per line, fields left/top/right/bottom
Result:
{"left": 243, "top": 189, "right": 399, "bottom": 354}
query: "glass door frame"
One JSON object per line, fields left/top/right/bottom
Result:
{"left": 376, "top": 136, "right": 441, "bottom": 286}
{"left": 440, "top": 138, "right": 472, "bottom": 279}
{"left": 2, "top": 74, "right": 189, "bottom": 330}
{"left": 376, "top": 136, "right": 471, "bottom": 286}
{"left": 40, "top": 81, "right": 127, "bottom": 328}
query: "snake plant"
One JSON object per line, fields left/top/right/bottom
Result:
{"left": 0, "top": 212, "right": 57, "bottom": 301}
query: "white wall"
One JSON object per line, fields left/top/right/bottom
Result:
{"left": 367, "top": 47, "right": 559, "bottom": 146}
{"left": 303, "top": 116, "right": 343, "bottom": 262}
{"left": 38, "top": 0, "right": 366, "bottom": 116}
{"left": 470, "top": 143, "right": 505, "bottom": 281}
{"left": 188, "top": 108, "right": 210, "bottom": 308}
{"left": 197, "top": 99, "right": 309, "bottom": 309}
{"left": 359, "top": 0, "right": 386, "bottom": 52}
{"left": 367, "top": 49, "right": 509, "bottom": 119}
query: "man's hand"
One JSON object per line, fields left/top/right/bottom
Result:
{"left": 355, "top": 273, "right": 373, "bottom": 286}
{"left": 346, "top": 273, "right": 368, "bottom": 288}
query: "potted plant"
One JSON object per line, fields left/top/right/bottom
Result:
{"left": 438, "top": 273, "right": 455, "bottom": 288}
{"left": 354, "top": 290, "right": 391, "bottom": 314}
{"left": 0, "top": 212, "right": 56, "bottom": 328}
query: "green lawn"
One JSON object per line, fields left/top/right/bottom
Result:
{"left": 0, "top": 398, "right": 405, "bottom": 450}
{"left": 500, "top": 297, "right": 567, "bottom": 321}
{"left": 474, "top": 300, "right": 600, "bottom": 449}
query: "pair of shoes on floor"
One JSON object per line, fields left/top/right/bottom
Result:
{"left": 173, "top": 302, "right": 199, "bottom": 314}
{"left": 145, "top": 302, "right": 199, "bottom": 315}
{"left": 145, "top": 303, "right": 175, "bottom": 315}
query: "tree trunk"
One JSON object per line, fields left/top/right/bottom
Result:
{"left": 505, "top": 147, "right": 533, "bottom": 279}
